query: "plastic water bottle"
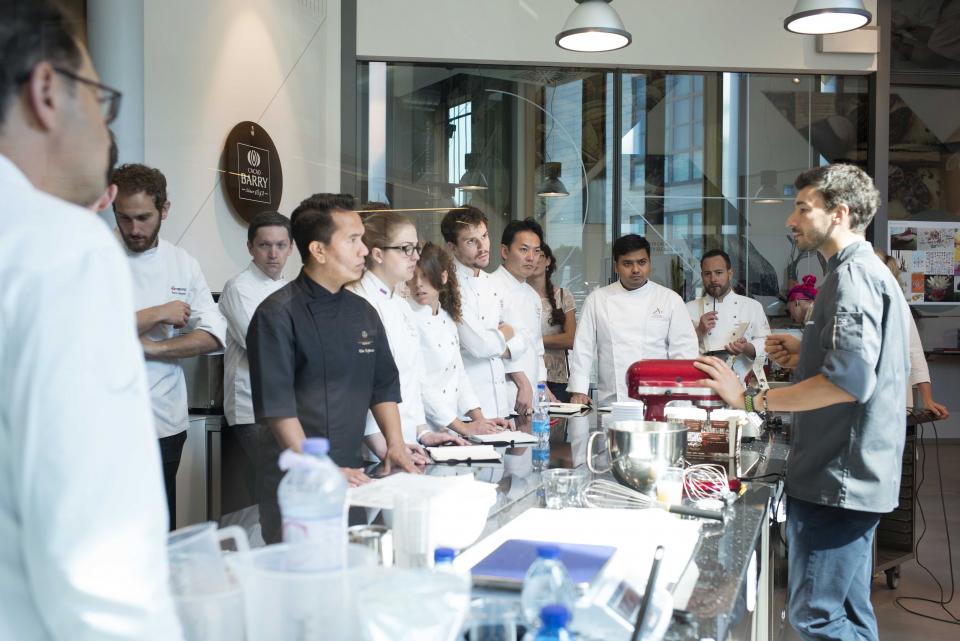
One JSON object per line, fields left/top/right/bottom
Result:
{"left": 532, "top": 383, "right": 551, "bottom": 470}
{"left": 277, "top": 437, "right": 348, "bottom": 570}
{"left": 520, "top": 545, "right": 576, "bottom": 626}
{"left": 522, "top": 605, "right": 573, "bottom": 641}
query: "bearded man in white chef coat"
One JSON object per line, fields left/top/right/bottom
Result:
{"left": 112, "top": 163, "right": 228, "bottom": 529}
{"left": 568, "top": 234, "right": 698, "bottom": 407}
{"left": 0, "top": 1, "right": 183, "bottom": 639}
{"left": 686, "top": 249, "right": 770, "bottom": 380}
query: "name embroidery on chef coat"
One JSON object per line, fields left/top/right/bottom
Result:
{"left": 170, "top": 286, "right": 187, "bottom": 296}
{"left": 357, "top": 329, "right": 375, "bottom": 355}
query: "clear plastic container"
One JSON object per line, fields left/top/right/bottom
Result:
{"left": 277, "top": 437, "right": 347, "bottom": 570}
{"left": 520, "top": 545, "right": 576, "bottom": 626}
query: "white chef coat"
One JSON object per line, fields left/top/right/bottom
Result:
{"left": 124, "top": 238, "right": 227, "bottom": 438}
{"left": 685, "top": 292, "right": 770, "bottom": 378}
{"left": 0, "top": 155, "right": 183, "bottom": 640}
{"left": 219, "top": 261, "right": 287, "bottom": 425}
{"left": 410, "top": 302, "right": 482, "bottom": 427}
{"left": 488, "top": 265, "right": 547, "bottom": 408}
{"left": 455, "top": 259, "right": 525, "bottom": 418}
{"left": 351, "top": 271, "right": 428, "bottom": 446}
{"left": 567, "top": 279, "right": 699, "bottom": 407}
{"left": 906, "top": 314, "right": 929, "bottom": 408}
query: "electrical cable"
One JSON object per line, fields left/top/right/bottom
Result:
{"left": 894, "top": 413, "right": 960, "bottom": 625}
{"left": 737, "top": 472, "right": 784, "bottom": 482}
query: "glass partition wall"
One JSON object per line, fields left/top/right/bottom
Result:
{"left": 355, "top": 63, "right": 869, "bottom": 319}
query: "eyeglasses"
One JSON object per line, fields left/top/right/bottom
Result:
{"left": 53, "top": 67, "right": 123, "bottom": 124}
{"left": 18, "top": 65, "right": 123, "bottom": 125}
{"left": 381, "top": 244, "right": 421, "bottom": 257}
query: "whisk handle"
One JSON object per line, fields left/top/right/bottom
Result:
{"left": 664, "top": 503, "right": 726, "bottom": 522}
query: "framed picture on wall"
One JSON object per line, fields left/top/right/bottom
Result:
{"left": 889, "top": 221, "right": 960, "bottom": 305}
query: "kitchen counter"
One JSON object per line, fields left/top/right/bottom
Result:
{"left": 443, "top": 411, "right": 790, "bottom": 641}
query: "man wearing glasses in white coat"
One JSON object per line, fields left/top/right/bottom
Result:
{"left": 0, "top": 1, "right": 183, "bottom": 639}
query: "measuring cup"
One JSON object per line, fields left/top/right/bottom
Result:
{"left": 174, "top": 583, "right": 244, "bottom": 641}
{"left": 167, "top": 522, "right": 249, "bottom": 596}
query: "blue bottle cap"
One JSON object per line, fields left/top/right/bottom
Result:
{"left": 434, "top": 547, "right": 456, "bottom": 563}
{"left": 536, "top": 544, "right": 561, "bottom": 560}
{"left": 540, "top": 604, "right": 570, "bottom": 629}
{"left": 537, "top": 382, "right": 547, "bottom": 391}
{"left": 302, "top": 438, "right": 330, "bottom": 456}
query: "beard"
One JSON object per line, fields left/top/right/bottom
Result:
{"left": 120, "top": 222, "right": 162, "bottom": 253}
{"left": 794, "top": 226, "right": 830, "bottom": 252}
{"left": 706, "top": 282, "right": 730, "bottom": 298}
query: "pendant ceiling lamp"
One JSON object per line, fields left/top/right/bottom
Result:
{"left": 784, "top": 0, "right": 871, "bottom": 35}
{"left": 457, "top": 153, "right": 488, "bottom": 191}
{"left": 754, "top": 170, "right": 783, "bottom": 205}
{"left": 556, "top": 0, "right": 632, "bottom": 53}
{"left": 538, "top": 163, "right": 570, "bottom": 198}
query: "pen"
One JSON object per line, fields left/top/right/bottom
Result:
{"left": 631, "top": 545, "right": 665, "bottom": 641}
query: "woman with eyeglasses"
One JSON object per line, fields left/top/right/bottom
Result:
{"left": 350, "top": 211, "right": 465, "bottom": 461}
{"left": 408, "top": 242, "right": 512, "bottom": 438}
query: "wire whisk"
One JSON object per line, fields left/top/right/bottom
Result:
{"left": 682, "top": 464, "right": 730, "bottom": 501}
{"left": 580, "top": 479, "right": 724, "bottom": 522}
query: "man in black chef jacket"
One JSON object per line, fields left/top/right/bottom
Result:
{"left": 247, "top": 193, "right": 421, "bottom": 543}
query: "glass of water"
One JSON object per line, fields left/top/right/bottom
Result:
{"left": 541, "top": 468, "right": 586, "bottom": 509}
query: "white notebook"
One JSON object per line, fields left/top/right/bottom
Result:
{"left": 469, "top": 431, "right": 538, "bottom": 446}
{"left": 426, "top": 445, "right": 502, "bottom": 463}
{"left": 547, "top": 402, "right": 590, "bottom": 415}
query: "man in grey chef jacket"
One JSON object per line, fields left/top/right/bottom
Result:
{"left": 696, "top": 164, "right": 909, "bottom": 641}
{"left": 0, "top": 1, "right": 182, "bottom": 639}
{"left": 247, "top": 193, "right": 421, "bottom": 544}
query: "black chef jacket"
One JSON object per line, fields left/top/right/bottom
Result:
{"left": 247, "top": 270, "right": 401, "bottom": 542}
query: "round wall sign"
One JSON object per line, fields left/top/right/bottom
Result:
{"left": 222, "top": 121, "right": 283, "bottom": 224}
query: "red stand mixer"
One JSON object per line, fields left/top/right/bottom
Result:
{"left": 626, "top": 359, "right": 725, "bottom": 421}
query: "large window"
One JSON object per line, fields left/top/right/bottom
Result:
{"left": 356, "top": 63, "right": 869, "bottom": 318}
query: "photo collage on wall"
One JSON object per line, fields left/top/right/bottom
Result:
{"left": 889, "top": 221, "right": 960, "bottom": 304}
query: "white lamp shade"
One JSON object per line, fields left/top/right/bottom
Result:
{"left": 556, "top": 0, "right": 632, "bottom": 52}
{"left": 784, "top": 0, "right": 871, "bottom": 35}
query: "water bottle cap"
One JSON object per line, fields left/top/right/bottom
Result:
{"left": 434, "top": 547, "right": 456, "bottom": 563}
{"left": 536, "top": 544, "right": 561, "bottom": 560}
{"left": 540, "top": 604, "right": 570, "bottom": 629}
{"left": 302, "top": 438, "right": 330, "bottom": 456}
{"left": 537, "top": 382, "right": 546, "bottom": 391}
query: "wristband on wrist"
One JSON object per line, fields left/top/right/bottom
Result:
{"left": 744, "top": 392, "right": 755, "bottom": 413}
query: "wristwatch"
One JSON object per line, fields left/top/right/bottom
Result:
{"left": 743, "top": 391, "right": 755, "bottom": 413}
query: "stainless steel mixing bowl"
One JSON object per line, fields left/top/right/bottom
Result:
{"left": 586, "top": 420, "right": 687, "bottom": 494}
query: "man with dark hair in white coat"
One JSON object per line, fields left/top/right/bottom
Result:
{"left": 112, "top": 162, "right": 228, "bottom": 529}
{"left": 0, "top": 1, "right": 183, "bottom": 639}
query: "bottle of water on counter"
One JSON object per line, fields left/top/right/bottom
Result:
{"left": 278, "top": 437, "right": 348, "bottom": 570}
{"left": 522, "top": 605, "right": 573, "bottom": 641}
{"left": 521, "top": 545, "right": 576, "bottom": 627}
{"left": 531, "top": 383, "right": 551, "bottom": 470}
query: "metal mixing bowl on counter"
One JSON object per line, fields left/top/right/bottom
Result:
{"left": 586, "top": 420, "right": 687, "bottom": 494}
